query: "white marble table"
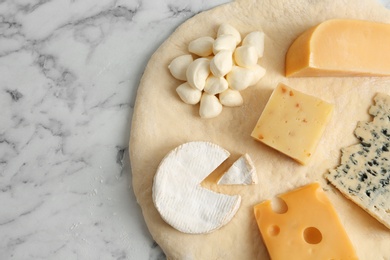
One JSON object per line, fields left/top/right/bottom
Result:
{"left": 0, "top": 0, "right": 389, "bottom": 259}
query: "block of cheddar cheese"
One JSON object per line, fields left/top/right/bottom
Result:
{"left": 251, "top": 83, "right": 333, "bottom": 165}
{"left": 285, "top": 19, "right": 390, "bottom": 77}
{"left": 253, "top": 182, "right": 358, "bottom": 260}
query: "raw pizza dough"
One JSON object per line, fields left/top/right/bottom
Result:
{"left": 129, "top": 0, "right": 390, "bottom": 259}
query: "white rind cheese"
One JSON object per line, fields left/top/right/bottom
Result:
{"left": 218, "top": 154, "right": 258, "bottom": 185}
{"left": 326, "top": 93, "right": 390, "bottom": 229}
{"left": 152, "top": 141, "right": 241, "bottom": 234}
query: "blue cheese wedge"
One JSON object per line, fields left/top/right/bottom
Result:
{"left": 326, "top": 93, "right": 390, "bottom": 229}
{"left": 217, "top": 154, "right": 258, "bottom": 185}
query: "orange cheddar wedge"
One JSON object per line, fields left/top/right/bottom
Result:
{"left": 254, "top": 183, "right": 358, "bottom": 260}
{"left": 286, "top": 19, "right": 390, "bottom": 77}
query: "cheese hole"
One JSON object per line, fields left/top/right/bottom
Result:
{"left": 314, "top": 186, "right": 328, "bottom": 204}
{"left": 268, "top": 225, "right": 280, "bottom": 236}
{"left": 270, "top": 197, "right": 288, "bottom": 214}
{"left": 303, "top": 227, "right": 322, "bottom": 244}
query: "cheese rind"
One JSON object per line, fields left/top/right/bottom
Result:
{"left": 326, "top": 93, "right": 390, "bottom": 229}
{"left": 286, "top": 19, "right": 390, "bottom": 77}
{"left": 253, "top": 183, "right": 358, "bottom": 260}
{"left": 152, "top": 141, "right": 241, "bottom": 234}
{"left": 217, "top": 153, "right": 257, "bottom": 185}
{"left": 251, "top": 83, "right": 333, "bottom": 165}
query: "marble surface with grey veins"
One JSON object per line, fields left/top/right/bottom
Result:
{"left": 0, "top": 0, "right": 389, "bottom": 259}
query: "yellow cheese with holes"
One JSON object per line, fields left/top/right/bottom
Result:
{"left": 251, "top": 83, "right": 333, "bottom": 165}
{"left": 286, "top": 19, "right": 390, "bottom": 77}
{"left": 254, "top": 183, "right": 358, "bottom": 260}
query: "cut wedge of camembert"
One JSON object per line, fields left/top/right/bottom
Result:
{"left": 152, "top": 141, "right": 241, "bottom": 234}
{"left": 218, "top": 153, "right": 258, "bottom": 185}
{"left": 326, "top": 93, "right": 390, "bottom": 229}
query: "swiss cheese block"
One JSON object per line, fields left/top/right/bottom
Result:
{"left": 253, "top": 183, "right": 358, "bottom": 260}
{"left": 251, "top": 83, "right": 333, "bottom": 165}
{"left": 285, "top": 19, "right": 390, "bottom": 77}
{"left": 326, "top": 93, "right": 390, "bottom": 229}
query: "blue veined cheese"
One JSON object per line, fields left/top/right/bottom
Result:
{"left": 326, "top": 93, "right": 390, "bottom": 229}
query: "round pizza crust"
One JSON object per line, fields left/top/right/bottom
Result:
{"left": 130, "top": 0, "right": 390, "bottom": 259}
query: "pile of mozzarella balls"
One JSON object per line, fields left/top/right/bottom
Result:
{"left": 168, "top": 23, "right": 266, "bottom": 118}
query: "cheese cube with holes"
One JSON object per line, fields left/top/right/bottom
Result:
{"left": 253, "top": 183, "right": 358, "bottom": 260}
{"left": 251, "top": 83, "right": 333, "bottom": 165}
